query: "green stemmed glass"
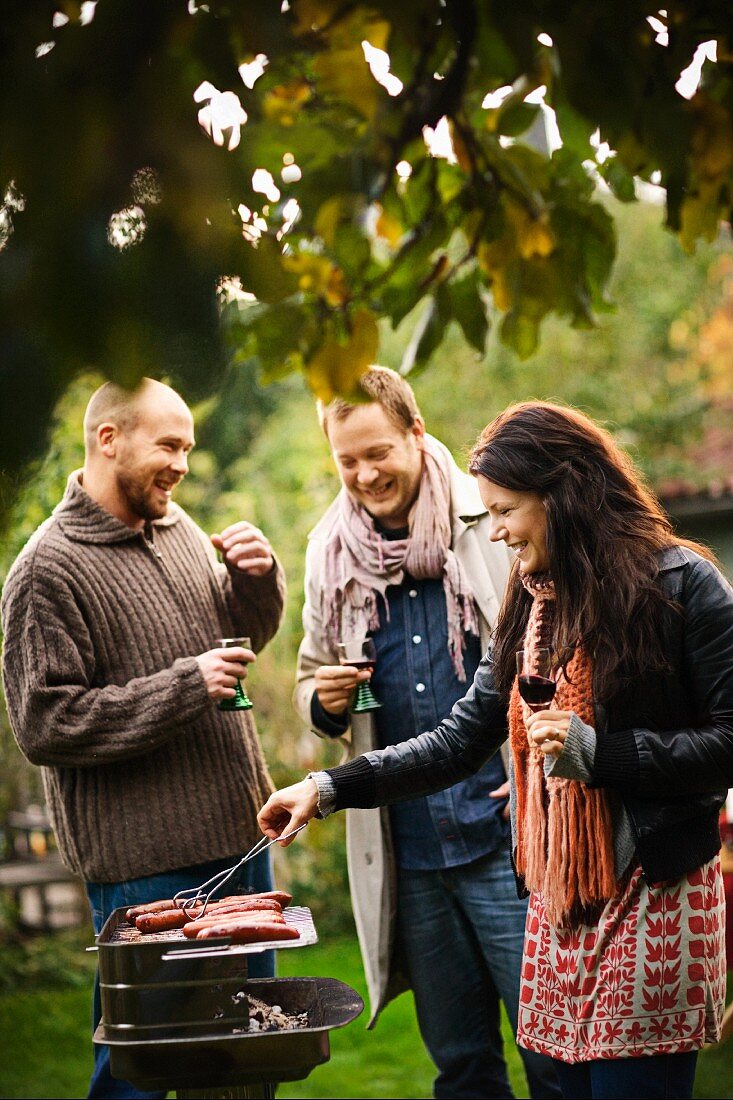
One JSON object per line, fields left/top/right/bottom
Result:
{"left": 216, "top": 636, "right": 253, "bottom": 711}
{"left": 337, "top": 638, "right": 381, "bottom": 713}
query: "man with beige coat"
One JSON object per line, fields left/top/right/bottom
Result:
{"left": 293, "top": 367, "right": 559, "bottom": 1099}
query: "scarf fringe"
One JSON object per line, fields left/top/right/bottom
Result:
{"left": 511, "top": 577, "right": 619, "bottom": 927}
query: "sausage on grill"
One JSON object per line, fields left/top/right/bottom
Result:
{"left": 126, "top": 890, "right": 291, "bottom": 923}
{"left": 194, "top": 919, "right": 300, "bottom": 943}
{"left": 126, "top": 899, "right": 181, "bottom": 921}
{"left": 135, "top": 909, "right": 191, "bottom": 933}
{"left": 181, "top": 910, "right": 286, "bottom": 938}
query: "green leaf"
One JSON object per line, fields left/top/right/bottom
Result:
{"left": 500, "top": 309, "right": 539, "bottom": 359}
{"left": 602, "top": 157, "right": 637, "bottom": 203}
{"left": 237, "top": 236, "right": 299, "bottom": 304}
{"left": 496, "top": 102, "right": 540, "bottom": 138}
{"left": 224, "top": 299, "right": 311, "bottom": 380}
{"left": 379, "top": 213, "right": 451, "bottom": 325}
{"left": 400, "top": 286, "right": 450, "bottom": 375}
{"left": 447, "top": 268, "right": 489, "bottom": 353}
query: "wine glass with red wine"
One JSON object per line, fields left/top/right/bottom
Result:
{"left": 336, "top": 638, "right": 382, "bottom": 713}
{"left": 516, "top": 648, "right": 557, "bottom": 712}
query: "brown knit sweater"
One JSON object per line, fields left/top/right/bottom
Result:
{"left": 0, "top": 473, "right": 285, "bottom": 883}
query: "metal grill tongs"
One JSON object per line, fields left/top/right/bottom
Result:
{"left": 172, "top": 824, "right": 308, "bottom": 919}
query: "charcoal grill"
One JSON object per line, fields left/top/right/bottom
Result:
{"left": 92, "top": 905, "right": 363, "bottom": 1097}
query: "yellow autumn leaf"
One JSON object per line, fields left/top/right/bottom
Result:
{"left": 314, "top": 196, "right": 352, "bottom": 247}
{"left": 283, "top": 246, "right": 350, "bottom": 306}
{"left": 477, "top": 236, "right": 516, "bottom": 275}
{"left": 314, "top": 45, "right": 381, "bottom": 121}
{"left": 477, "top": 240, "right": 515, "bottom": 311}
{"left": 262, "top": 80, "right": 311, "bottom": 127}
{"left": 504, "top": 199, "right": 555, "bottom": 260}
{"left": 374, "top": 206, "right": 404, "bottom": 248}
{"left": 679, "top": 191, "right": 721, "bottom": 253}
{"left": 448, "top": 120, "right": 473, "bottom": 173}
{"left": 324, "top": 266, "right": 350, "bottom": 307}
{"left": 306, "top": 309, "right": 379, "bottom": 401}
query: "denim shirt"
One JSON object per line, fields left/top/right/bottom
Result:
{"left": 370, "top": 573, "right": 509, "bottom": 870}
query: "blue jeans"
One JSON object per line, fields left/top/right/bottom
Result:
{"left": 85, "top": 851, "right": 274, "bottom": 1099}
{"left": 396, "top": 847, "right": 560, "bottom": 1099}
{"left": 552, "top": 1051, "right": 698, "bottom": 1099}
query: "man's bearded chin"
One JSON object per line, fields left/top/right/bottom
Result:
{"left": 117, "top": 471, "right": 168, "bottom": 521}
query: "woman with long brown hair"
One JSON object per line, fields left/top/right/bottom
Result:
{"left": 259, "top": 401, "right": 733, "bottom": 1099}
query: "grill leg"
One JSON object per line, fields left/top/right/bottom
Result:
{"left": 176, "top": 1085, "right": 276, "bottom": 1099}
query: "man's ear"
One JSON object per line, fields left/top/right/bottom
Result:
{"left": 97, "top": 422, "right": 119, "bottom": 457}
{"left": 411, "top": 416, "right": 426, "bottom": 442}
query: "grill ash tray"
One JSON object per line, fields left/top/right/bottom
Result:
{"left": 95, "top": 905, "right": 317, "bottom": 985}
{"left": 94, "top": 977, "right": 364, "bottom": 1090}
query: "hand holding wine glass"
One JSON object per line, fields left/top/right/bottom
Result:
{"left": 216, "top": 636, "right": 254, "bottom": 710}
{"left": 336, "top": 638, "right": 382, "bottom": 713}
{"left": 518, "top": 648, "right": 573, "bottom": 756}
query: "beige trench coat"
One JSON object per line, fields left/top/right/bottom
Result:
{"left": 294, "top": 454, "right": 512, "bottom": 1026}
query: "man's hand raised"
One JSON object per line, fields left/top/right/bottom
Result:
{"left": 211, "top": 521, "right": 274, "bottom": 577}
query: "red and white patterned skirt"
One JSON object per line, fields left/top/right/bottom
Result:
{"left": 517, "top": 858, "right": 726, "bottom": 1063}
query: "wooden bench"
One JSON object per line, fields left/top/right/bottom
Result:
{"left": 1, "top": 808, "right": 87, "bottom": 932}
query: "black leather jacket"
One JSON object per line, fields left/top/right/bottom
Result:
{"left": 329, "top": 546, "right": 733, "bottom": 883}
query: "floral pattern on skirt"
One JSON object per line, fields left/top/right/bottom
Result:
{"left": 517, "top": 858, "right": 726, "bottom": 1063}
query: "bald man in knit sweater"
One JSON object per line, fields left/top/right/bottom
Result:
{"left": 1, "top": 379, "right": 285, "bottom": 1099}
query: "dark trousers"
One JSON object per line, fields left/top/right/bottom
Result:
{"left": 397, "top": 848, "right": 560, "bottom": 1099}
{"left": 85, "top": 851, "right": 274, "bottom": 1099}
{"left": 552, "top": 1050, "right": 698, "bottom": 1100}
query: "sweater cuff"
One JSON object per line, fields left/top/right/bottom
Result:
{"left": 545, "top": 713, "right": 596, "bottom": 782}
{"left": 592, "top": 728, "right": 640, "bottom": 788}
{"left": 326, "top": 756, "right": 376, "bottom": 810}
{"left": 310, "top": 692, "right": 349, "bottom": 739}
{"left": 307, "top": 771, "right": 337, "bottom": 818}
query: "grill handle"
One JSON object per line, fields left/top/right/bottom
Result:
{"left": 161, "top": 940, "right": 234, "bottom": 961}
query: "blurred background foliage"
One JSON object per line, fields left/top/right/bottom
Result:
{"left": 1, "top": 196, "right": 732, "bottom": 937}
{"left": 3, "top": 0, "right": 733, "bottom": 529}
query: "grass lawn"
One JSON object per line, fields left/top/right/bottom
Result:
{"left": 0, "top": 934, "right": 730, "bottom": 1099}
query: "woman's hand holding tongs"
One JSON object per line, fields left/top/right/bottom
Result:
{"left": 258, "top": 778, "right": 320, "bottom": 845}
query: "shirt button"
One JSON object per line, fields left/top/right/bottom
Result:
{"left": 408, "top": 589, "right": 418, "bottom": 598}
{"left": 412, "top": 634, "right": 422, "bottom": 644}
{"left": 416, "top": 683, "right": 425, "bottom": 693}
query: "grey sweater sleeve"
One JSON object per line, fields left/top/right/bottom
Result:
{"left": 544, "top": 713, "right": 637, "bottom": 878}
{"left": 308, "top": 771, "right": 338, "bottom": 818}
{"left": 544, "top": 713, "right": 597, "bottom": 782}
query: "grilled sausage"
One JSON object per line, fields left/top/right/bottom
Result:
{"left": 242, "top": 890, "right": 292, "bottom": 906}
{"left": 181, "top": 910, "right": 286, "bottom": 938}
{"left": 208, "top": 898, "right": 282, "bottom": 914}
{"left": 126, "top": 899, "right": 180, "bottom": 921}
{"left": 195, "top": 919, "right": 300, "bottom": 943}
{"left": 126, "top": 890, "right": 292, "bottom": 922}
{"left": 135, "top": 909, "right": 190, "bottom": 934}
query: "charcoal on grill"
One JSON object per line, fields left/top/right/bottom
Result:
{"left": 229, "top": 993, "right": 309, "bottom": 1032}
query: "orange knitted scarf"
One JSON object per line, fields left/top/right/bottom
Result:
{"left": 509, "top": 573, "right": 618, "bottom": 927}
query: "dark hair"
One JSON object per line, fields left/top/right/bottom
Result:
{"left": 469, "top": 401, "right": 714, "bottom": 700}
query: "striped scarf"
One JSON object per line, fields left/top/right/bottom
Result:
{"left": 509, "top": 572, "right": 618, "bottom": 926}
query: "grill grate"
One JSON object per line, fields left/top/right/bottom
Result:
{"left": 107, "top": 906, "right": 317, "bottom": 953}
